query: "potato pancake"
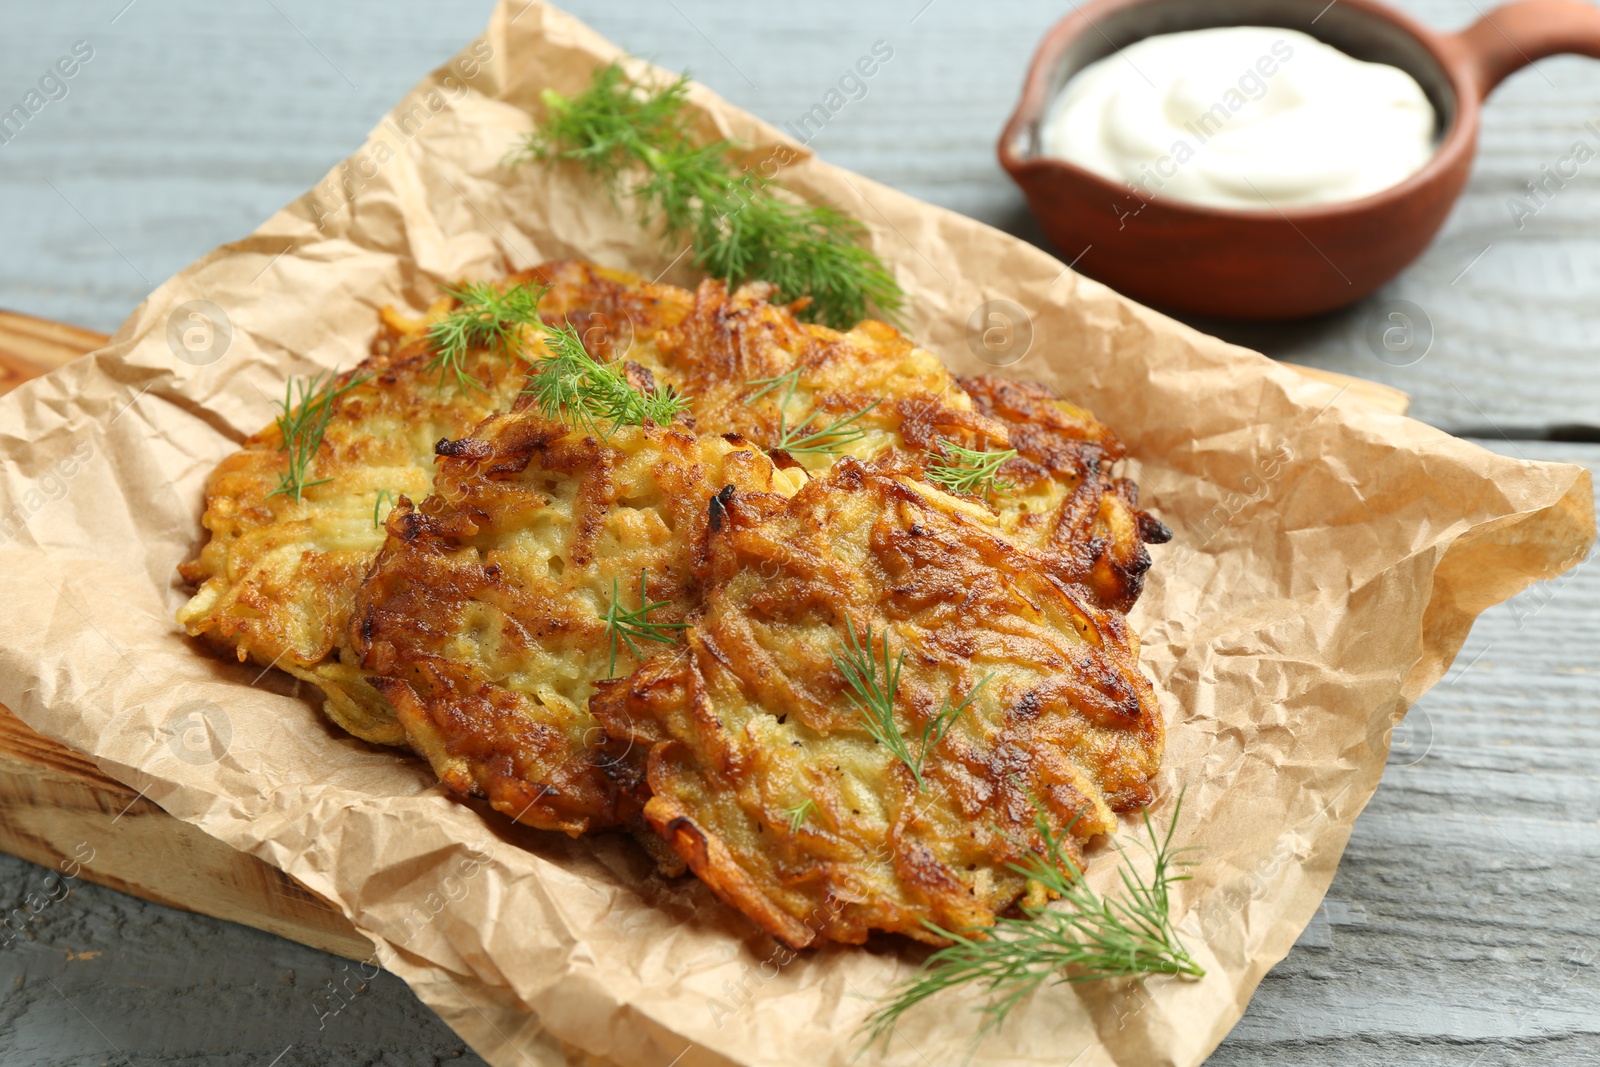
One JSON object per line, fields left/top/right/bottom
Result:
{"left": 540, "top": 263, "right": 997, "bottom": 473}
{"left": 353, "top": 402, "right": 802, "bottom": 836}
{"left": 176, "top": 297, "right": 534, "bottom": 744}
{"left": 531, "top": 261, "right": 1168, "bottom": 613}
{"left": 179, "top": 259, "right": 1172, "bottom": 943}
{"left": 591, "top": 457, "right": 1164, "bottom": 948}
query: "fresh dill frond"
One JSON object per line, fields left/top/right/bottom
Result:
{"left": 526, "top": 322, "right": 688, "bottom": 438}
{"left": 861, "top": 794, "right": 1205, "bottom": 1052}
{"left": 518, "top": 61, "right": 905, "bottom": 329}
{"left": 525, "top": 322, "right": 605, "bottom": 432}
{"left": 832, "top": 617, "right": 911, "bottom": 777}
{"left": 269, "top": 369, "right": 369, "bottom": 503}
{"left": 786, "top": 799, "right": 817, "bottom": 834}
{"left": 927, "top": 439, "right": 1018, "bottom": 500}
{"left": 831, "top": 622, "right": 989, "bottom": 790}
{"left": 777, "top": 399, "right": 881, "bottom": 455}
{"left": 602, "top": 569, "right": 688, "bottom": 678}
{"left": 520, "top": 64, "right": 696, "bottom": 186}
{"left": 921, "top": 674, "right": 992, "bottom": 764}
{"left": 425, "top": 280, "right": 548, "bottom": 393}
{"left": 686, "top": 180, "right": 903, "bottom": 330}
{"left": 744, "top": 368, "right": 881, "bottom": 457}
{"left": 372, "top": 488, "right": 398, "bottom": 528}
{"left": 745, "top": 367, "right": 801, "bottom": 404}
{"left": 639, "top": 381, "right": 690, "bottom": 427}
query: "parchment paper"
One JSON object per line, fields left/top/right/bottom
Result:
{"left": 0, "top": 3, "right": 1592, "bottom": 1065}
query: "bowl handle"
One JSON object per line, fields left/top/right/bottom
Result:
{"left": 1451, "top": 0, "right": 1600, "bottom": 99}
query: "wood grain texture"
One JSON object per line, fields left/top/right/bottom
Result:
{"left": 0, "top": 709, "right": 372, "bottom": 963}
{"left": 0, "top": 1, "right": 1594, "bottom": 1065}
{"left": 0, "top": 310, "right": 105, "bottom": 388}
{"left": 536, "top": 0, "right": 1600, "bottom": 434}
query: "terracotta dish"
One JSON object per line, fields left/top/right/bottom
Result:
{"left": 999, "top": 0, "right": 1600, "bottom": 319}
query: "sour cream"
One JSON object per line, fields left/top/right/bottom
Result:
{"left": 1041, "top": 27, "right": 1437, "bottom": 210}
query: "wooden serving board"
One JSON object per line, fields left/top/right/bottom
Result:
{"left": 0, "top": 310, "right": 372, "bottom": 961}
{"left": 0, "top": 307, "right": 1407, "bottom": 965}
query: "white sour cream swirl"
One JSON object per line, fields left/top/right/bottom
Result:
{"left": 1041, "top": 27, "right": 1437, "bottom": 210}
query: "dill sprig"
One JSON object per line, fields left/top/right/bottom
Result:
{"left": 524, "top": 63, "right": 692, "bottom": 186}
{"left": 779, "top": 400, "right": 881, "bottom": 455}
{"left": 746, "top": 368, "right": 881, "bottom": 457}
{"left": 927, "top": 438, "right": 1018, "bottom": 500}
{"left": 830, "top": 619, "right": 987, "bottom": 791}
{"left": 744, "top": 367, "right": 801, "bottom": 404}
{"left": 425, "top": 280, "right": 547, "bottom": 393}
{"left": 861, "top": 795, "right": 1205, "bottom": 1052}
{"left": 269, "top": 369, "right": 369, "bottom": 503}
{"left": 832, "top": 617, "right": 907, "bottom": 771}
{"left": 372, "top": 488, "right": 398, "bottom": 528}
{"left": 602, "top": 569, "right": 688, "bottom": 678}
{"left": 517, "top": 61, "right": 904, "bottom": 329}
{"left": 924, "top": 674, "right": 992, "bottom": 763}
{"left": 786, "top": 799, "right": 817, "bottom": 833}
{"left": 526, "top": 322, "right": 688, "bottom": 438}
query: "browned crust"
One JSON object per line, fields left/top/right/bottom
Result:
{"left": 177, "top": 260, "right": 1173, "bottom": 946}
{"left": 527, "top": 262, "right": 1171, "bottom": 615}
{"left": 591, "top": 458, "right": 1164, "bottom": 948}
{"left": 531, "top": 259, "right": 693, "bottom": 363}
{"left": 174, "top": 294, "right": 531, "bottom": 745}
{"left": 959, "top": 374, "right": 1171, "bottom": 612}
{"left": 645, "top": 788, "right": 820, "bottom": 949}
{"left": 352, "top": 408, "right": 794, "bottom": 836}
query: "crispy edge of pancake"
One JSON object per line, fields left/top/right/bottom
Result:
{"left": 353, "top": 405, "right": 803, "bottom": 836}
{"left": 650, "top": 277, "right": 1006, "bottom": 464}
{"left": 958, "top": 374, "right": 1173, "bottom": 613}
{"left": 175, "top": 297, "right": 534, "bottom": 745}
{"left": 592, "top": 457, "right": 1164, "bottom": 948}
{"left": 530, "top": 265, "right": 1006, "bottom": 470}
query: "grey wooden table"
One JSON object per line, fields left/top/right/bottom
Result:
{"left": 2, "top": 1, "right": 1597, "bottom": 1064}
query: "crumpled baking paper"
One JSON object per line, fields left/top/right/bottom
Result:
{"left": 0, "top": 3, "right": 1591, "bottom": 1065}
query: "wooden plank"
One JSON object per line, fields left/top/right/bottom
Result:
{"left": 1, "top": 0, "right": 1437, "bottom": 424}
{"left": 0, "top": 708, "right": 372, "bottom": 962}
{"left": 0, "top": 1, "right": 1588, "bottom": 434}
{"left": 0, "top": 309, "right": 103, "bottom": 393}
{"left": 512, "top": 0, "right": 1594, "bottom": 435}
{"left": 0, "top": 313, "right": 374, "bottom": 961}
{"left": 28, "top": 1, "right": 1600, "bottom": 1057}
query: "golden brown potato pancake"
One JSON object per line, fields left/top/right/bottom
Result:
{"left": 179, "top": 260, "right": 1172, "bottom": 947}
{"left": 176, "top": 298, "right": 534, "bottom": 745}
{"left": 531, "top": 261, "right": 1168, "bottom": 614}
{"left": 591, "top": 457, "right": 1164, "bottom": 948}
{"left": 353, "top": 403, "right": 802, "bottom": 836}
{"left": 540, "top": 263, "right": 997, "bottom": 473}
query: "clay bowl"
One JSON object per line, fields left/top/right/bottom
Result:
{"left": 999, "top": 0, "right": 1600, "bottom": 319}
